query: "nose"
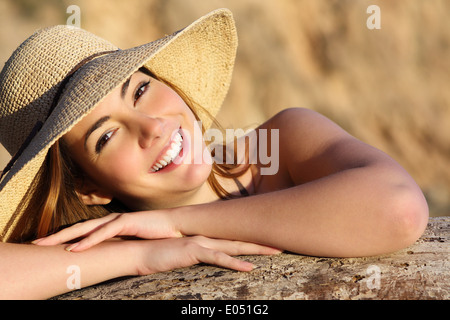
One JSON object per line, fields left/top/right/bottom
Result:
{"left": 135, "top": 114, "right": 164, "bottom": 149}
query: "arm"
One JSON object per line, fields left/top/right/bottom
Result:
{"left": 174, "top": 108, "right": 429, "bottom": 257}
{"left": 1, "top": 237, "right": 278, "bottom": 299}
{"left": 0, "top": 240, "right": 135, "bottom": 299}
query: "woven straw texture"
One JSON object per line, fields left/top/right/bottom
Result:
{"left": 0, "top": 9, "right": 237, "bottom": 241}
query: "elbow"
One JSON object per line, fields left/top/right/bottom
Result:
{"left": 386, "top": 184, "right": 429, "bottom": 251}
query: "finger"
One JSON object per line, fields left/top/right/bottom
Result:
{"left": 196, "top": 246, "right": 255, "bottom": 272}
{"left": 192, "top": 237, "right": 282, "bottom": 256}
{"left": 66, "top": 216, "right": 128, "bottom": 252}
{"left": 33, "top": 213, "right": 121, "bottom": 246}
{"left": 223, "top": 241, "right": 283, "bottom": 256}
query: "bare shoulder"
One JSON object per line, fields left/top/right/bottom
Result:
{"left": 262, "top": 107, "right": 347, "bottom": 137}
{"left": 258, "top": 108, "right": 389, "bottom": 184}
{"left": 259, "top": 108, "right": 352, "bottom": 159}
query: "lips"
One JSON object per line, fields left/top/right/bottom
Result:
{"left": 150, "top": 130, "right": 183, "bottom": 173}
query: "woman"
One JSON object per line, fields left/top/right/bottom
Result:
{"left": 0, "top": 9, "right": 428, "bottom": 299}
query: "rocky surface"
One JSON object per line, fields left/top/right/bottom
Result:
{"left": 53, "top": 216, "right": 449, "bottom": 300}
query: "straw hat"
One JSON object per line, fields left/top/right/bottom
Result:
{"left": 0, "top": 9, "right": 237, "bottom": 241}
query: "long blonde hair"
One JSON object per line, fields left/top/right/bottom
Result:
{"left": 9, "top": 68, "right": 249, "bottom": 243}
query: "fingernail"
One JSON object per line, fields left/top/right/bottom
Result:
{"left": 31, "top": 238, "right": 44, "bottom": 245}
{"left": 65, "top": 243, "right": 79, "bottom": 252}
{"left": 245, "top": 263, "right": 257, "bottom": 271}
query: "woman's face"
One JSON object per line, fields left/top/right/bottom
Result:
{"left": 63, "top": 70, "right": 213, "bottom": 210}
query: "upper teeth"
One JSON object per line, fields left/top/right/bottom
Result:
{"left": 151, "top": 132, "right": 183, "bottom": 172}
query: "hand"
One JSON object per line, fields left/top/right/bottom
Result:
{"left": 134, "top": 236, "right": 281, "bottom": 275}
{"left": 33, "top": 211, "right": 181, "bottom": 251}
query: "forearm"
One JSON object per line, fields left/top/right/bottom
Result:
{"left": 0, "top": 240, "right": 138, "bottom": 299}
{"left": 175, "top": 163, "right": 428, "bottom": 257}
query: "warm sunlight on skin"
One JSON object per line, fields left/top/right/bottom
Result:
{"left": 0, "top": 7, "right": 434, "bottom": 300}
{"left": 63, "top": 70, "right": 217, "bottom": 211}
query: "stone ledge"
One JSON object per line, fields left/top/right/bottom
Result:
{"left": 54, "top": 217, "right": 449, "bottom": 300}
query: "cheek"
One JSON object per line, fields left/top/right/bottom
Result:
{"left": 95, "top": 147, "right": 142, "bottom": 186}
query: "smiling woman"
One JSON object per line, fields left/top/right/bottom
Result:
{"left": 0, "top": 9, "right": 428, "bottom": 299}
{"left": 62, "top": 67, "right": 219, "bottom": 213}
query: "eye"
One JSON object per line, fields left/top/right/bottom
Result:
{"left": 95, "top": 129, "right": 117, "bottom": 154}
{"left": 134, "top": 80, "right": 150, "bottom": 106}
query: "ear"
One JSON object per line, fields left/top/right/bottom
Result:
{"left": 76, "top": 179, "right": 113, "bottom": 206}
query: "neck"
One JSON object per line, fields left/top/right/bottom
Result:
{"left": 131, "top": 174, "right": 245, "bottom": 212}
{"left": 183, "top": 178, "right": 222, "bottom": 206}
{"left": 172, "top": 173, "right": 246, "bottom": 208}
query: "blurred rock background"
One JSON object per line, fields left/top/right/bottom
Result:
{"left": 0, "top": 0, "right": 449, "bottom": 216}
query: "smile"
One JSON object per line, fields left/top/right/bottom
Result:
{"left": 150, "top": 131, "right": 183, "bottom": 172}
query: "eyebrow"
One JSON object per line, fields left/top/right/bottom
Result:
{"left": 84, "top": 115, "right": 111, "bottom": 150}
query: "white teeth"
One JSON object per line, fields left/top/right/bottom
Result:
{"left": 150, "top": 132, "right": 183, "bottom": 172}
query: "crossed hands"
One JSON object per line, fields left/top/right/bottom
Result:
{"left": 33, "top": 212, "right": 281, "bottom": 275}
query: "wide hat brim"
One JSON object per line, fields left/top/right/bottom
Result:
{"left": 0, "top": 9, "right": 237, "bottom": 241}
